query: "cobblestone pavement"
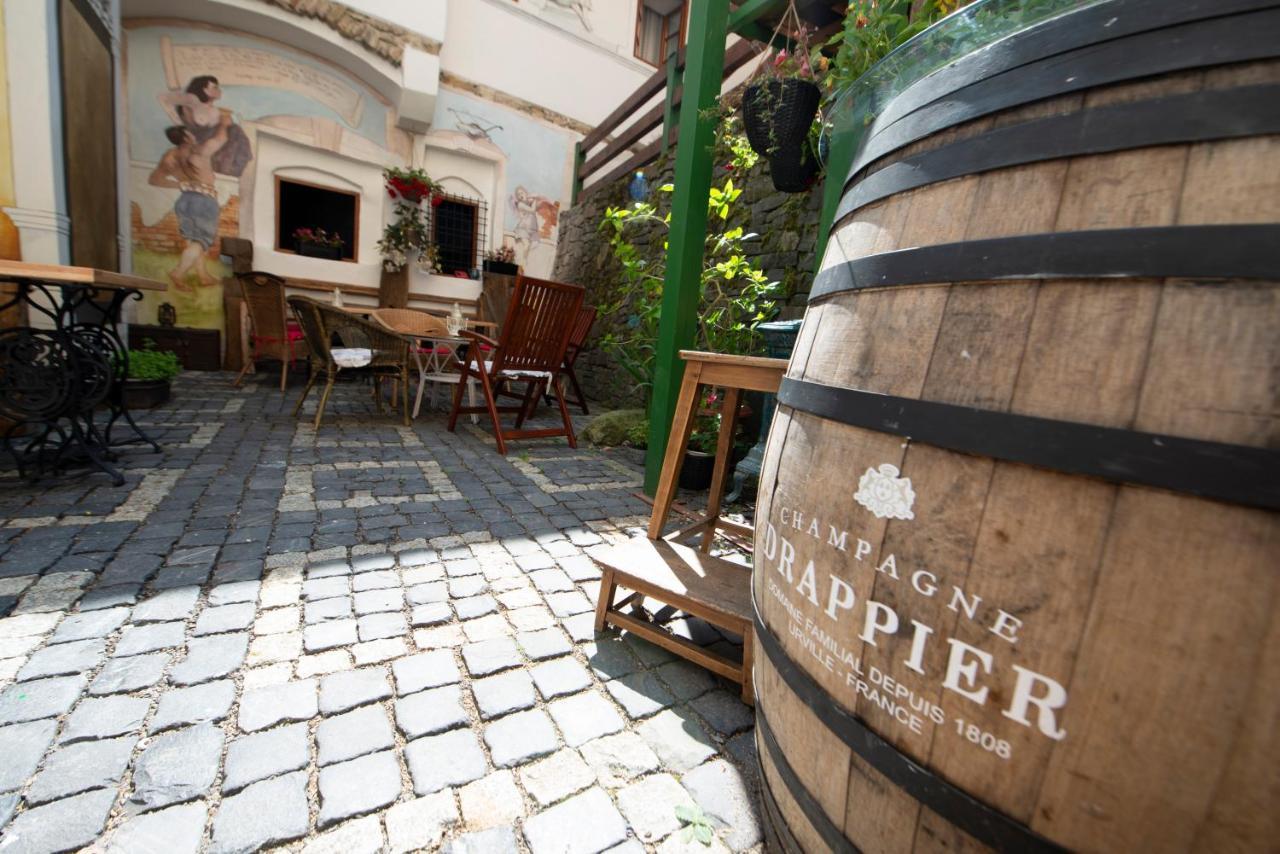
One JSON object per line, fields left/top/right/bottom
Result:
{"left": 0, "top": 373, "right": 760, "bottom": 854}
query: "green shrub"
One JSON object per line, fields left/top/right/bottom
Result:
{"left": 122, "top": 340, "right": 181, "bottom": 381}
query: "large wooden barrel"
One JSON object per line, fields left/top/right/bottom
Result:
{"left": 752, "top": 3, "right": 1280, "bottom": 852}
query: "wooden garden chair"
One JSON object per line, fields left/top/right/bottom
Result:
{"left": 446, "top": 275, "right": 584, "bottom": 454}
{"left": 234, "top": 271, "right": 305, "bottom": 391}
{"left": 287, "top": 296, "right": 412, "bottom": 429}
{"left": 554, "top": 305, "right": 596, "bottom": 415}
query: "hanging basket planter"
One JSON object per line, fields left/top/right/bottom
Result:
{"left": 768, "top": 141, "right": 820, "bottom": 193}
{"left": 741, "top": 78, "right": 821, "bottom": 156}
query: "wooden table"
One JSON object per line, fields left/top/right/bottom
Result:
{"left": 0, "top": 261, "right": 166, "bottom": 484}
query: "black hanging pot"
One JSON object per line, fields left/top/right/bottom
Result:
{"left": 768, "top": 141, "right": 820, "bottom": 193}
{"left": 741, "top": 78, "right": 821, "bottom": 156}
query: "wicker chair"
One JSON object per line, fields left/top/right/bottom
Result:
{"left": 287, "top": 296, "right": 412, "bottom": 429}
{"left": 447, "top": 275, "right": 584, "bottom": 454}
{"left": 371, "top": 308, "right": 479, "bottom": 420}
{"left": 234, "top": 271, "right": 305, "bottom": 391}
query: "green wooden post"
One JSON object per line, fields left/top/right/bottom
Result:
{"left": 570, "top": 141, "right": 584, "bottom": 205}
{"left": 661, "top": 49, "right": 680, "bottom": 154}
{"left": 643, "top": 0, "right": 731, "bottom": 495}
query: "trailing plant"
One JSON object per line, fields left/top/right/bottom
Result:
{"left": 596, "top": 132, "right": 780, "bottom": 401}
{"left": 122, "top": 340, "right": 181, "bottom": 381}
{"left": 816, "top": 0, "right": 963, "bottom": 96}
{"left": 378, "top": 166, "right": 443, "bottom": 272}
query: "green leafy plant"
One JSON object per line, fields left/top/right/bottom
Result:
{"left": 816, "top": 0, "right": 962, "bottom": 96}
{"left": 123, "top": 340, "right": 181, "bottom": 381}
{"left": 377, "top": 167, "right": 443, "bottom": 273}
{"left": 675, "top": 803, "right": 716, "bottom": 846}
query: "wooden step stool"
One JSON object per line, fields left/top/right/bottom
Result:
{"left": 591, "top": 350, "right": 786, "bottom": 705}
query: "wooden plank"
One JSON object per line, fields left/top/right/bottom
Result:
{"left": 594, "top": 538, "right": 753, "bottom": 622}
{"left": 605, "top": 610, "right": 742, "bottom": 680}
{"left": 0, "top": 260, "right": 165, "bottom": 291}
{"left": 648, "top": 358, "right": 703, "bottom": 538}
{"left": 581, "top": 99, "right": 668, "bottom": 179}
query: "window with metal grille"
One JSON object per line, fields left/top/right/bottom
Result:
{"left": 635, "top": 0, "right": 686, "bottom": 67}
{"left": 432, "top": 193, "right": 487, "bottom": 276}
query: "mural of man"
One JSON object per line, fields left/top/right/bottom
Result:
{"left": 147, "top": 111, "right": 232, "bottom": 291}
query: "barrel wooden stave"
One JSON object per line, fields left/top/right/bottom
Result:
{"left": 754, "top": 44, "right": 1280, "bottom": 854}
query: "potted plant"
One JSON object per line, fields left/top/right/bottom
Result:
{"left": 120, "top": 341, "right": 181, "bottom": 409}
{"left": 377, "top": 166, "right": 443, "bottom": 273}
{"left": 294, "top": 227, "right": 345, "bottom": 260}
{"left": 680, "top": 411, "right": 721, "bottom": 491}
{"left": 483, "top": 245, "right": 518, "bottom": 276}
{"left": 741, "top": 12, "right": 821, "bottom": 157}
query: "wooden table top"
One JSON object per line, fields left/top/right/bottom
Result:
{"left": 0, "top": 261, "right": 167, "bottom": 291}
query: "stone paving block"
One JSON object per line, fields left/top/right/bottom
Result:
{"left": 523, "top": 787, "right": 628, "bottom": 854}
{"left": 307, "top": 560, "right": 351, "bottom": 579}
{"left": 352, "top": 637, "right": 406, "bottom": 665}
{"left": 130, "top": 587, "right": 200, "bottom": 623}
{"left": 622, "top": 632, "right": 677, "bottom": 666}
{"left": 305, "top": 596, "right": 353, "bottom": 624}
{"left": 392, "top": 649, "right": 460, "bottom": 695}
{"left": 653, "top": 659, "right": 716, "bottom": 702}
{"left": 351, "top": 569, "right": 398, "bottom": 592}
{"left": 210, "top": 770, "right": 310, "bottom": 854}
{"left": 150, "top": 680, "right": 235, "bottom": 732}
{"left": 724, "top": 730, "right": 756, "bottom": 769}
{"left": 579, "top": 732, "right": 662, "bottom": 787}
{"left": 0, "top": 787, "right": 117, "bottom": 853}
{"left": 0, "top": 719, "right": 57, "bottom": 791}
{"left": 461, "top": 637, "right": 521, "bottom": 676}
{"left": 319, "top": 666, "right": 391, "bottom": 713}
{"left": 238, "top": 679, "right": 317, "bottom": 732}
{"left": 447, "top": 577, "right": 487, "bottom": 599}
{"left": 461, "top": 613, "right": 511, "bottom": 642}
{"left": 48, "top": 606, "right": 129, "bottom": 643}
{"left": 208, "top": 580, "right": 260, "bottom": 606}
{"left": 637, "top": 708, "right": 718, "bottom": 773}
{"left": 17, "top": 637, "right": 104, "bottom": 680}
{"left": 605, "top": 671, "right": 675, "bottom": 720}
{"left": 689, "top": 689, "right": 754, "bottom": 736}
{"left": 545, "top": 591, "right": 593, "bottom": 618}
{"left": 549, "top": 690, "right": 625, "bottom": 747}
{"left": 193, "top": 602, "right": 256, "bottom": 636}
{"left": 440, "top": 824, "right": 519, "bottom": 854}
{"left": 406, "top": 582, "right": 447, "bottom": 605}
{"left": 454, "top": 594, "right": 498, "bottom": 620}
{"left": 444, "top": 558, "right": 481, "bottom": 577}
{"left": 516, "top": 628, "right": 573, "bottom": 661}
{"left": 508, "top": 606, "right": 555, "bottom": 632}
{"left": 304, "top": 618, "right": 357, "bottom": 652}
{"left": 655, "top": 831, "right": 731, "bottom": 854}
{"left": 519, "top": 748, "right": 597, "bottom": 808}
{"left": 352, "top": 554, "right": 395, "bottom": 572}
{"left": 385, "top": 791, "right": 458, "bottom": 854}
{"left": 248, "top": 630, "right": 303, "bottom": 666}
{"left": 353, "top": 588, "right": 403, "bottom": 615}
{"left": 460, "top": 769, "right": 525, "bottom": 831}
{"left": 254, "top": 605, "right": 299, "bottom": 635}
{"left": 223, "top": 722, "right": 309, "bottom": 793}
{"left": 617, "top": 773, "right": 696, "bottom": 843}
{"left": 681, "top": 758, "right": 762, "bottom": 849}
{"left": 404, "top": 728, "right": 487, "bottom": 795}
{"left": 560, "top": 612, "right": 599, "bottom": 643}
{"left": 496, "top": 587, "right": 542, "bottom": 610}
{"left": 114, "top": 621, "right": 185, "bottom": 656}
{"left": 583, "top": 637, "right": 642, "bottom": 681}
{"left": 25, "top": 735, "right": 136, "bottom": 805}
{"left": 89, "top": 651, "right": 168, "bottom": 695}
{"left": 395, "top": 684, "right": 467, "bottom": 738}
{"left": 484, "top": 708, "right": 559, "bottom": 768}
{"left": 471, "top": 669, "right": 537, "bottom": 720}
{"left": 357, "top": 611, "right": 408, "bottom": 642}
{"left": 317, "top": 704, "right": 395, "bottom": 767}
{"left": 106, "top": 801, "right": 207, "bottom": 854}
{"left": 130, "top": 723, "right": 224, "bottom": 811}
{"left": 0, "top": 634, "right": 43, "bottom": 662}
{"left": 302, "top": 814, "right": 383, "bottom": 854}
{"left": 0, "top": 612, "right": 61, "bottom": 641}
{"left": 397, "top": 549, "right": 437, "bottom": 568}
{"left": 297, "top": 649, "right": 353, "bottom": 678}
{"left": 530, "top": 656, "right": 592, "bottom": 700}
{"left": 60, "top": 694, "right": 149, "bottom": 743}
{"left": 170, "top": 633, "right": 249, "bottom": 686}
{"left": 529, "top": 568, "right": 575, "bottom": 593}
{"left": 413, "top": 624, "right": 465, "bottom": 649}
{"left": 516, "top": 552, "right": 557, "bottom": 572}
{"left": 410, "top": 602, "right": 451, "bottom": 627}
{"left": 303, "top": 576, "right": 349, "bottom": 601}
{"left": 0, "top": 793, "right": 15, "bottom": 832}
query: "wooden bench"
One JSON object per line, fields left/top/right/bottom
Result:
{"left": 593, "top": 538, "right": 755, "bottom": 704}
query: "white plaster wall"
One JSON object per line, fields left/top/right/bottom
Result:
{"left": 440, "top": 0, "right": 651, "bottom": 127}
{"left": 250, "top": 133, "right": 386, "bottom": 287}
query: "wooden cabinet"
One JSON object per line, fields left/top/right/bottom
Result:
{"left": 127, "top": 325, "right": 221, "bottom": 371}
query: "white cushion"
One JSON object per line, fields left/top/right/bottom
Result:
{"left": 468, "top": 358, "right": 551, "bottom": 380}
{"left": 332, "top": 347, "right": 372, "bottom": 368}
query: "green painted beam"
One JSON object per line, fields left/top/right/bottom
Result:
{"left": 570, "top": 141, "right": 584, "bottom": 205}
{"left": 661, "top": 51, "right": 679, "bottom": 154}
{"left": 727, "top": 0, "right": 782, "bottom": 32}
{"left": 643, "top": 0, "right": 731, "bottom": 495}
{"left": 814, "top": 124, "right": 855, "bottom": 269}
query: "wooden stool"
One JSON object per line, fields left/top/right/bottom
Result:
{"left": 592, "top": 350, "right": 786, "bottom": 705}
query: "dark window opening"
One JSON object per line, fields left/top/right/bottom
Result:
{"left": 433, "top": 194, "right": 487, "bottom": 276}
{"left": 635, "top": 0, "right": 686, "bottom": 67}
{"left": 275, "top": 178, "right": 359, "bottom": 262}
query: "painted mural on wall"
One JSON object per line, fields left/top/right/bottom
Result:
{"left": 513, "top": 0, "right": 597, "bottom": 34}
{"left": 126, "top": 23, "right": 394, "bottom": 329}
{"left": 431, "top": 88, "right": 573, "bottom": 278}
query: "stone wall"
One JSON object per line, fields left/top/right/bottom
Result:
{"left": 553, "top": 152, "right": 823, "bottom": 410}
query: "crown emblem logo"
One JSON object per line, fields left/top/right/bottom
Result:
{"left": 854, "top": 464, "right": 916, "bottom": 520}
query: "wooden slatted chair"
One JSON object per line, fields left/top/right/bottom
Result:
{"left": 446, "top": 275, "right": 584, "bottom": 454}
{"left": 287, "top": 296, "right": 412, "bottom": 429}
{"left": 554, "top": 305, "right": 596, "bottom": 415}
{"left": 234, "top": 271, "right": 305, "bottom": 391}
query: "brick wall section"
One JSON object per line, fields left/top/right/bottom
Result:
{"left": 553, "top": 155, "right": 822, "bottom": 409}
{"left": 131, "top": 196, "right": 242, "bottom": 256}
